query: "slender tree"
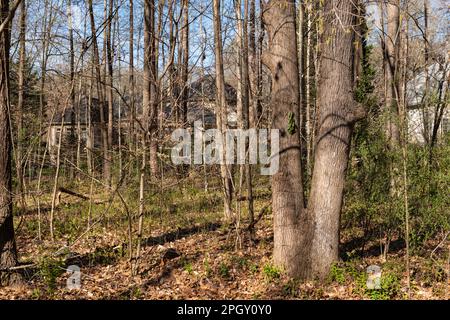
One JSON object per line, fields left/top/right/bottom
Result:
{"left": 15, "top": 0, "right": 26, "bottom": 206}
{"left": 105, "top": 0, "right": 114, "bottom": 188}
{"left": 235, "top": 0, "right": 254, "bottom": 229}
{"left": 384, "top": 0, "right": 401, "bottom": 146}
{"left": 129, "top": 0, "right": 135, "bottom": 156}
{"left": 87, "top": 0, "right": 108, "bottom": 184}
{"left": 181, "top": 0, "right": 189, "bottom": 126}
{"left": 213, "top": 0, "right": 233, "bottom": 220}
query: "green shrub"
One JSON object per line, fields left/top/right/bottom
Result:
{"left": 262, "top": 263, "right": 281, "bottom": 281}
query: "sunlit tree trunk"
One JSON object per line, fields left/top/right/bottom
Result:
{"left": 263, "top": 0, "right": 307, "bottom": 277}
{"left": 213, "top": 0, "right": 233, "bottom": 220}
{"left": 384, "top": 0, "right": 401, "bottom": 146}
{"left": 307, "top": 0, "right": 365, "bottom": 278}
{"left": 105, "top": 0, "right": 114, "bottom": 188}
{"left": 88, "top": 0, "right": 108, "bottom": 184}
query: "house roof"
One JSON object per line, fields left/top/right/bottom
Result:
{"left": 188, "top": 75, "right": 237, "bottom": 106}
{"left": 51, "top": 97, "right": 111, "bottom": 124}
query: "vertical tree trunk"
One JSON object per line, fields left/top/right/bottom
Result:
{"left": 307, "top": 0, "right": 364, "bottom": 278}
{"left": 129, "top": 0, "right": 136, "bottom": 158}
{"left": 136, "top": 0, "right": 155, "bottom": 273}
{"left": 236, "top": 0, "right": 254, "bottom": 229}
{"left": 213, "top": 0, "right": 233, "bottom": 220}
{"left": 181, "top": 0, "right": 189, "bottom": 127}
{"left": 68, "top": 0, "right": 76, "bottom": 180}
{"left": 114, "top": 2, "right": 122, "bottom": 175}
{"left": 36, "top": 0, "right": 53, "bottom": 241}
{"left": 0, "top": 0, "right": 20, "bottom": 285}
{"left": 16, "top": 0, "right": 26, "bottom": 207}
{"left": 37, "top": 0, "right": 52, "bottom": 184}
{"left": 105, "top": 0, "right": 114, "bottom": 188}
{"left": 248, "top": 0, "right": 257, "bottom": 129}
{"left": 422, "top": 0, "right": 430, "bottom": 144}
{"left": 305, "top": 1, "right": 312, "bottom": 173}
{"left": 384, "top": 0, "right": 401, "bottom": 146}
{"left": 263, "top": 0, "right": 308, "bottom": 277}
{"left": 87, "top": 0, "right": 108, "bottom": 184}
{"left": 148, "top": 0, "right": 158, "bottom": 178}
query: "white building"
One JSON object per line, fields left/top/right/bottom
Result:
{"left": 407, "top": 62, "right": 449, "bottom": 144}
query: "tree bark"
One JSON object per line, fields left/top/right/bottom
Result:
{"left": 147, "top": 0, "right": 158, "bottom": 178}
{"left": 129, "top": 0, "right": 136, "bottom": 157}
{"left": 263, "top": 0, "right": 308, "bottom": 278}
{"left": 181, "top": 0, "right": 189, "bottom": 127}
{"left": 235, "top": 0, "right": 254, "bottom": 229}
{"left": 87, "top": 0, "right": 108, "bottom": 184}
{"left": 307, "top": 0, "right": 364, "bottom": 278}
{"left": 105, "top": 0, "right": 114, "bottom": 188}
{"left": 213, "top": 0, "right": 233, "bottom": 220}
{"left": 248, "top": 0, "right": 258, "bottom": 129}
{"left": 68, "top": 0, "right": 76, "bottom": 180}
{"left": 15, "top": 0, "right": 26, "bottom": 207}
{"left": 0, "top": 0, "right": 20, "bottom": 286}
{"left": 384, "top": 0, "right": 401, "bottom": 146}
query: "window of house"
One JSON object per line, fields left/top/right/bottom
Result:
{"left": 81, "top": 128, "right": 88, "bottom": 140}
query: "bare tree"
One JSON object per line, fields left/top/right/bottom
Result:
{"left": 15, "top": 0, "right": 26, "bottom": 207}
{"left": 128, "top": 0, "right": 136, "bottom": 156}
{"left": 105, "top": 0, "right": 114, "bottom": 188}
{"left": 87, "top": 0, "right": 108, "bottom": 184}
{"left": 235, "top": 0, "right": 254, "bottom": 231}
{"left": 383, "top": 0, "right": 401, "bottom": 146}
{"left": 213, "top": 0, "right": 233, "bottom": 220}
{"left": 181, "top": 0, "right": 189, "bottom": 127}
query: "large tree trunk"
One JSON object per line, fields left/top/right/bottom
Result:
{"left": 262, "top": 0, "right": 308, "bottom": 278}
{"left": 213, "top": 0, "right": 233, "bottom": 220}
{"left": 0, "top": 0, "right": 20, "bottom": 286}
{"left": 307, "top": 0, "right": 365, "bottom": 278}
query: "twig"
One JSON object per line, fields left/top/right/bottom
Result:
{"left": 247, "top": 203, "right": 271, "bottom": 232}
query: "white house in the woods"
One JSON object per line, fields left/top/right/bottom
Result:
{"left": 407, "top": 62, "right": 449, "bottom": 144}
{"left": 46, "top": 97, "right": 107, "bottom": 153}
{"left": 45, "top": 76, "right": 238, "bottom": 157}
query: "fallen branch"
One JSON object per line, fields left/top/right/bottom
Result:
{"left": 0, "top": 263, "right": 35, "bottom": 272}
{"left": 247, "top": 203, "right": 271, "bottom": 232}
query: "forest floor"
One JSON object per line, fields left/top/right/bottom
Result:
{"left": 0, "top": 174, "right": 448, "bottom": 300}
